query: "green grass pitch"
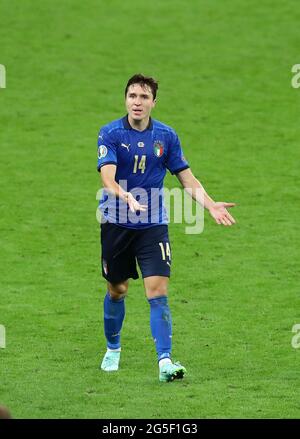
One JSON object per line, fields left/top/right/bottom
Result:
{"left": 0, "top": 0, "right": 300, "bottom": 418}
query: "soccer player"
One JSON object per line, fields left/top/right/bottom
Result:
{"left": 97, "top": 74, "right": 235, "bottom": 382}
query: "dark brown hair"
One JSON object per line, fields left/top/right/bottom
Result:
{"left": 125, "top": 74, "right": 158, "bottom": 100}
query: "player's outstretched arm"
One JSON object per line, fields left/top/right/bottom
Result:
{"left": 176, "top": 168, "right": 236, "bottom": 226}
{"left": 100, "top": 164, "right": 147, "bottom": 213}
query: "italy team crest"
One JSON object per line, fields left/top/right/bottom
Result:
{"left": 153, "top": 141, "right": 164, "bottom": 157}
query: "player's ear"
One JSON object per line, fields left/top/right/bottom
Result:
{"left": 152, "top": 98, "right": 157, "bottom": 108}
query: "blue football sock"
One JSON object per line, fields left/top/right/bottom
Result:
{"left": 148, "top": 296, "right": 172, "bottom": 361}
{"left": 103, "top": 292, "right": 125, "bottom": 350}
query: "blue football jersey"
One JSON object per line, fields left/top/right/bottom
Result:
{"left": 97, "top": 116, "right": 189, "bottom": 229}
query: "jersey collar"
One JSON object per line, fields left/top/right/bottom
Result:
{"left": 122, "top": 115, "right": 153, "bottom": 131}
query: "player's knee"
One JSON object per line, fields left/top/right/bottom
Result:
{"left": 108, "top": 282, "right": 128, "bottom": 299}
{"left": 145, "top": 284, "right": 168, "bottom": 299}
{"left": 147, "top": 291, "right": 168, "bottom": 300}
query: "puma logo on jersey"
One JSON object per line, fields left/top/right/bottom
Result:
{"left": 121, "top": 143, "right": 130, "bottom": 151}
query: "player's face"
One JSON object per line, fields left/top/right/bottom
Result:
{"left": 125, "top": 84, "right": 156, "bottom": 122}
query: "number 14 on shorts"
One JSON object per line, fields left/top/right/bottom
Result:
{"left": 159, "top": 242, "right": 171, "bottom": 262}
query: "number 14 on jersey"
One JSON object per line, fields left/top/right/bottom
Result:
{"left": 133, "top": 155, "right": 146, "bottom": 174}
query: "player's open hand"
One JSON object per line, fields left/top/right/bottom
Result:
{"left": 125, "top": 192, "right": 148, "bottom": 213}
{"left": 209, "top": 202, "right": 236, "bottom": 226}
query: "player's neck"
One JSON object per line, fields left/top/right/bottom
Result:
{"left": 128, "top": 115, "right": 150, "bottom": 132}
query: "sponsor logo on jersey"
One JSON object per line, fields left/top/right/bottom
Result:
{"left": 121, "top": 143, "right": 130, "bottom": 151}
{"left": 153, "top": 141, "right": 164, "bottom": 157}
{"left": 98, "top": 145, "right": 108, "bottom": 159}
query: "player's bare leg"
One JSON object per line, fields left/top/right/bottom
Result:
{"left": 100, "top": 280, "right": 129, "bottom": 372}
{"left": 108, "top": 280, "right": 129, "bottom": 300}
{"left": 144, "top": 276, "right": 186, "bottom": 382}
{"left": 144, "top": 275, "right": 168, "bottom": 300}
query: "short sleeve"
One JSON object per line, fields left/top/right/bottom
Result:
{"left": 165, "top": 130, "right": 189, "bottom": 175}
{"left": 97, "top": 127, "right": 118, "bottom": 172}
